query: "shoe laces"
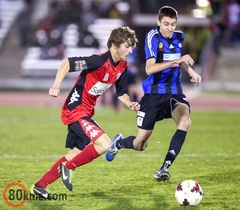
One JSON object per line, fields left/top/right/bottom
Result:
{"left": 109, "top": 148, "right": 118, "bottom": 155}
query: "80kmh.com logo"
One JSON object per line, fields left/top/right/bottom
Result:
{"left": 3, "top": 182, "right": 67, "bottom": 208}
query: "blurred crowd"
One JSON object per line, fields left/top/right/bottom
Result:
{"left": 17, "top": 0, "right": 133, "bottom": 59}
{"left": 17, "top": 0, "right": 240, "bottom": 60}
{"left": 211, "top": 0, "right": 240, "bottom": 49}
{"left": 223, "top": 0, "right": 240, "bottom": 45}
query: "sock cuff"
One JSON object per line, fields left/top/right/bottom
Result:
{"left": 177, "top": 129, "right": 187, "bottom": 134}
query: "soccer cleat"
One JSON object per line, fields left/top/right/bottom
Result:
{"left": 30, "top": 184, "right": 52, "bottom": 200}
{"left": 154, "top": 168, "right": 171, "bottom": 182}
{"left": 59, "top": 163, "right": 74, "bottom": 191}
{"left": 105, "top": 134, "right": 123, "bottom": 162}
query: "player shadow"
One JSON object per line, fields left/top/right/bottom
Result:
{"left": 88, "top": 185, "right": 203, "bottom": 210}
{"left": 28, "top": 200, "right": 64, "bottom": 210}
{"left": 27, "top": 194, "right": 65, "bottom": 210}
{"left": 89, "top": 189, "right": 170, "bottom": 210}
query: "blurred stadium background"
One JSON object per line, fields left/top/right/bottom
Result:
{"left": 0, "top": 0, "right": 239, "bottom": 101}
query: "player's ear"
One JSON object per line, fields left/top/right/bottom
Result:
{"left": 112, "top": 43, "right": 118, "bottom": 49}
{"left": 157, "top": 19, "right": 161, "bottom": 26}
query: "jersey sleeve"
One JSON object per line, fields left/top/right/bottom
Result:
{"left": 115, "top": 69, "right": 129, "bottom": 97}
{"left": 144, "top": 31, "right": 159, "bottom": 61}
{"left": 68, "top": 55, "right": 103, "bottom": 72}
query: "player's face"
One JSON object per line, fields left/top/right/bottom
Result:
{"left": 115, "top": 41, "right": 134, "bottom": 62}
{"left": 158, "top": 16, "right": 177, "bottom": 39}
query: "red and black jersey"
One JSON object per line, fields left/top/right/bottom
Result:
{"left": 61, "top": 51, "right": 129, "bottom": 125}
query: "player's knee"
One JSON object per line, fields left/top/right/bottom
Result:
{"left": 134, "top": 140, "right": 148, "bottom": 151}
{"left": 103, "top": 142, "right": 112, "bottom": 152}
{"left": 94, "top": 136, "right": 112, "bottom": 153}
{"left": 66, "top": 148, "right": 81, "bottom": 160}
{"left": 179, "top": 117, "right": 192, "bottom": 131}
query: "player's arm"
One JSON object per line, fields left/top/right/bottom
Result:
{"left": 145, "top": 54, "right": 196, "bottom": 75}
{"left": 181, "top": 62, "right": 202, "bottom": 85}
{"left": 145, "top": 35, "right": 175, "bottom": 75}
{"left": 145, "top": 57, "right": 181, "bottom": 75}
{"left": 145, "top": 37, "right": 189, "bottom": 75}
{"left": 115, "top": 70, "right": 140, "bottom": 111}
{"left": 49, "top": 54, "right": 100, "bottom": 97}
{"left": 49, "top": 58, "right": 70, "bottom": 97}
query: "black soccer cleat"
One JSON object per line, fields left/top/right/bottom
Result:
{"left": 59, "top": 163, "right": 74, "bottom": 191}
{"left": 30, "top": 184, "right": 52, "bottom": 200}
{"left": 154, "top": 168, "right": 171, "bottom": 182}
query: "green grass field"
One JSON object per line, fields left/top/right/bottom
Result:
{"left": 0, "top": 106, "right": 239, "bottom": 210}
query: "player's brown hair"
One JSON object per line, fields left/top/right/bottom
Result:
{"left": 107, "top": 26, "right": 138, "bottom": 49}
{"left": 158, "top": 6, "right": 178, "bottom": 21}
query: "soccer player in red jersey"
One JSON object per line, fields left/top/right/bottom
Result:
{"left": 30, "top": 26, "right": 140, "bottom": 199}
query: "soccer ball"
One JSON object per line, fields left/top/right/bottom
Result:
{"left": 175, "top": 180, "right": 203, "bottom": 206}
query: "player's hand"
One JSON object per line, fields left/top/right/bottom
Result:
{"left": 172, "top": 54, "right": 194, "bottom": 68}
{"left": 128, "top": 101, "right": 140, "bottom": 111}
{"left": 190, "top": 74, "right": 202, "bottom": 85}
{"left": 49, "top": 87, "right": 60, "bottom": 97}
{"left": 181, "top": 54, "right": 195, "bottom": 66}
{"left": 188, "top": 67, "right": 202, "bottom": 85}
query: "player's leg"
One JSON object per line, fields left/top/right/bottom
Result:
{"left": 64, "top": 133, "right": 111, "bottom": 169}
{"left": 65, "top": 147, "right": 82, "bottom": 161}
{"left": 34, "top": 157, "right": 67, "bottom": 189}
{"left": 155, "top": 102, "right": 191, "bottom": 181}
{"left": 133, "top": 129, "right": 152, "bottom": 150}
{"left": 31, "top": 142, "right": 82, "bottom": 198}
{"left": 164, "top": 102, "right": 191, "bottom": 167}
{"left": 105, "top": 129, "right": 152, "bottom": 161}
{"left": 106, "top": 94, "right": 156, "bottom": 161}
{"left": 59, "top": 117, "right": 111, "bottom": 190}
{"left": 58, "top": 147, "right": 81, "bottom": 191}
{"left": 30, "top": 156, "right": 67, "bottom": 199}
{"left": 60, "top": 134, "right": 111, "bottom": 191}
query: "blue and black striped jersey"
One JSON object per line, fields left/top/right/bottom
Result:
{"left": 143, "top": 26, "right": 184, "bottom": 95}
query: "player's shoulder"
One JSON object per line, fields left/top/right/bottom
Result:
{"left": 174, "top": 30, "right": 184, "bottom": 34}
{"left": 93, "top": 51, "right": 127, "bottom": 69}
{"left": 86, "top": 51, "right": 108, "bottom": 67}
{"left": 148, "top": 27, "right": 159, "bottom": 34}
{"left": 174, "top": 30, "right": 184, "bottom": 39}
{"left": 146, "top": 27, "right": 159, "bottom": 39}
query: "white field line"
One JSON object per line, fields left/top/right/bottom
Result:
{"left": 0, "top": 116, "right": 58, "bottom": 123}
{"left": 1, "top": 153, "right": 239, "bottom": 159}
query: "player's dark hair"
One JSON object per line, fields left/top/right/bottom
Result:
{"left": 107, "top": 26, "right": 138, "bottom": 49}
{"left": 158, "top": 6, "right": 178, "bottom": 21}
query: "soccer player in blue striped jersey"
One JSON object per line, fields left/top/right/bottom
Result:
{"left": 106, "top": 6, "right": 202, "bottom": 182}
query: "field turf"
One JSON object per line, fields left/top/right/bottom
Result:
{"left": 0, "top": 106, "right": 239, "bottom": 210}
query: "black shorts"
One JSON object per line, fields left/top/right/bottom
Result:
{"left": 136, "top": 94, "right": 191, "bottom": 130}
{"left": 65, "top": 116, "right": 104, "bottom": 150}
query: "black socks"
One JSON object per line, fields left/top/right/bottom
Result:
{"left": 116, "top": 136, "right": 135, "bottom": 149}
{"left": 161, "top": 129, "right": 187, "bottom": 169}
